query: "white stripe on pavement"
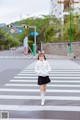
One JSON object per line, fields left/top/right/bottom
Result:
{"left": 22, "top": 69, "right": 80, "bottom": 72}
{"left": 1, "top": 88, "right": 80, "bottom": 93}
{"left": 0, "top": 105, "right": 80, "bottom": 111}
{"left": 10, "top": 80, "right": 80, "bottom": 83}
{"left": 20, "top": 71, "right": 80, "bottom": 73}
{"left": 22, "top": 69, "right": 80, "bottom": 71}
{"left": 10, "top": 80, "right": 37, "bottom": 82}
{"left": 0, "top": 95, "right": 80, "bottom": 100}
{"left": 17, "top": 73, "right": 80, "bottom": 77}
{"left": 5, "top": 83, "right": 80, "bottom": 87}
{"left": 0, "top": 56, "right": 32, "bottom": 59}
{"left": 0, "top": 119, "right": 64, "bottom": 120}
{"left": 14, "top": 76, "right": 80, "bottom": 79}
{"left": 21, "top": 71, "right": 80, "bottom": 73}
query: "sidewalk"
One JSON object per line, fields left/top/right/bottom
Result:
{"left": 9, "top": 52, "right": 79, "bottom": 60}
{"left": 26, "top": 53, "right": 76, "bottom": 60}
{"left": 44, "top": 54, "right": 71, "bottom": 59}
{"left": 0, "top": 47, "right": 80, "bottom": 60}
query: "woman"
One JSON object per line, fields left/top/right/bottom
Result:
{"left": 35, "top": 53, "right": 51, "bottom": 105}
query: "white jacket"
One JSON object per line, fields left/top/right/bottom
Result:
{"left": 35, "top": 60, "right": 51, "bottom": 76}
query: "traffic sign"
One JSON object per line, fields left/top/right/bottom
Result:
{"left": 10, "top": 28, "right": 23, "bottom": 34}
{"left": 30, "top": 32, "right": 39, "bottom": 36}
{"left": 18, "top": 29, "right": 23, "bottom": 33}
{"left": 10, "top": 29, "right": 15, "bottom": 33}
{"left": 15, "top": 28, "right": 18, "bottom": 33}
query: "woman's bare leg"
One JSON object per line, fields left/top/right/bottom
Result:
{"left": 40, "top": 85, "right": 44, "bottom": 95}
{"left": 44, "top": 84, "right": 46, "bottom": 92}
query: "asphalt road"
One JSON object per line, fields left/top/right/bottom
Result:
{"left": 72, "top": 59, "right": 80, "bottom": 66}
{"left": 0, "top": 57, "right": 35, "bottom": 87}
{"left": 0, "top": 49, "right": 80, "bottom": 120}
{"left": 0, "top": 47, "right": 35, "bottom": 87}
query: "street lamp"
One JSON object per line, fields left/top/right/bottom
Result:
{"left": 29, "top": 25, "right": 37, "bottom": 56}
{"left": 34, "top": 26, "right": 36, "bottom": 55}
{"left": 70, "top": 8, "right": 72, "bottom": 53}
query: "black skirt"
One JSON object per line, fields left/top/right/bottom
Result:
{"left": 38, "top": 76, "right": 51, "bottom": 85}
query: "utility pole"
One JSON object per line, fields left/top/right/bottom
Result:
{"left": 34, "top": 26, "right": 36, "bottom": 55}
{"left": 58, "top": 0, "right": 79, "bottom": 53}
{"left": 29, "top": 25, "right": 37, "bottom": 56}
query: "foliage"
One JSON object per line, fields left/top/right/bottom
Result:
{"left": 0, "top": 28, "right": 20, "bottom": 50}
{"left": 63, "top": 13, "right": 80, "bottom": 42}
{"left": 0, "top": 12, "right": 80, "bottom": 50}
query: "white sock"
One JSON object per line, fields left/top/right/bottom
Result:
{"left": 41, "top": 92, "right": 45, "bottom": 100}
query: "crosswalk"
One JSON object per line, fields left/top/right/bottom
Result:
{"left": 0, "top": 55, "right": 36, "bottom": 59}
{"left": 0, "top": 60, "right": 80, "bottom": 120}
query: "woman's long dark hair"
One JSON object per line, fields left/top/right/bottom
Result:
{"left": 37, "top": 53, "right": 46, "bottom": 60}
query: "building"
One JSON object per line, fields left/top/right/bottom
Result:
{"left": 50, "top": 0, "right": 80, "bottom": 22}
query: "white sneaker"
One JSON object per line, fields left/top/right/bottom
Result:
{"left": 41, "top": 98, "right": 45, "bottom": 106}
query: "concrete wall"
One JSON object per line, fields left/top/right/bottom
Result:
{"left": 43, "top": 42, "right": 80, "bottom": 57}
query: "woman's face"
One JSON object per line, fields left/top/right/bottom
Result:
{"left": 39, "top": 55, "right": 44, "bottom": 61}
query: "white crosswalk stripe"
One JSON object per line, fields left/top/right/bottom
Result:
{"left": 1, "top": 105, "right": 80, "bottom": 112}
{"left": 1, "top": 95, "right": 80, "bottom": 100}
{"left": 0, "top": 55, "right": 36, "bottom": 59}
{"left": 1, "top": 88, "right": 80, "bottom": 93}
{"left": 9, "top": 79, "right": 80, "bottom": 83}
{"left": 0, "top": 60, "right": 80, "bottom": 119}
{"left": 0, "top": 118, "right": 63, "bottom": 120}
{"left": 14, "top": 76, "right": 80, "bottom": 80}
{"left": 4, "top": 83, "right": 80, "bottom": 88}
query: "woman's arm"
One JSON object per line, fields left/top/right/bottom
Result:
{"left": 46, "top": 61, "right": 51, "bottom": 72}
{"left": 35, "top": 62, "right": 41, "bottom": 74}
